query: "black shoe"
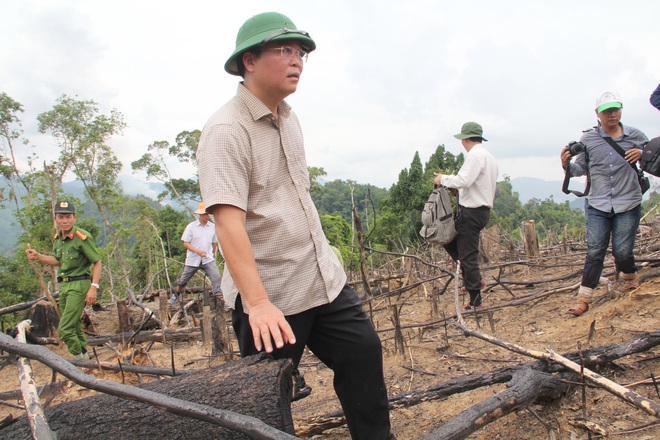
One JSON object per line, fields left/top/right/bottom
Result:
{"left": 292, "top": 369, "right": 312, "bottom": 401}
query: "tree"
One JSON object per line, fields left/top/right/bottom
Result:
{"left": 0, "top": 93, "right": 57, "bottom": 297}
{"left": 131, "top": 129, "right": 202, "bottom": 217}
{"left": 308, "top": 166, "right": 327, "bottom": 196}
{"left": 375, "top": 146, "right": 463, "bottom": 249}
{"left": 491, "top": 176, "right": 526, "bottom": 233}
{"left": 36, "top": 95, "right": 128, "bottom": 293}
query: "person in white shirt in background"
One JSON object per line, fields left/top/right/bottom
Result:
{"left": 434, "top": 122, "right": 498, "bottom": 311}
{"left": 170, "top": 202, "right": 223, "bottom": 304}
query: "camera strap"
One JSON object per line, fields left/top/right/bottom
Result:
{"left": 562, "top": 150, "right": 591, "bottom": 197}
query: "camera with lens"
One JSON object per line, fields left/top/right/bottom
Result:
{"left": 566, "top": 141, "right": 586, "bottom": 157}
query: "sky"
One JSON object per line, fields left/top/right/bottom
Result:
{"left": 2, "top": 0, "right": 659, "bottom": 197}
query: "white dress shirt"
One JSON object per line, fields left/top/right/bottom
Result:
{"left": 441, "top": 144, "right": 498, "bottom": 208}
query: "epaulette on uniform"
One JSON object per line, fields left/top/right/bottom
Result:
{"left": 75, "top": 230, "right": 88, "bottom": 240}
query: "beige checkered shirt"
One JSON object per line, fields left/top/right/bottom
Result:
{"left": 197, "top": 84, "right": 346, "bottom": 315}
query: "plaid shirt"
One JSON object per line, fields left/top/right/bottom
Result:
{"left": 197, "top": 84, "right": 345, "bottom": 315}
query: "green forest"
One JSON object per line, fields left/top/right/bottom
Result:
{"left": 2, "top": 92, "right": 659, "bottom": 319}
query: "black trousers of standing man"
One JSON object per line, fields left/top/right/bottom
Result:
{"left": 232, "top": 284, "right": 393, "bottom": 440}
{"left": 443, "top": 205, "right": 490, "bottom": 306}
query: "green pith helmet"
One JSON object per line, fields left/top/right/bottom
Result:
{"left": 225, "top": 12, "right": 316, "bottom": 76}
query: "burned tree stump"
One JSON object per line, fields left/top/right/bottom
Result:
{"left": 117, "top": 299, "right": 132, "bottom": 333}
{"left": 0, "top": 353, "right": 295, "bottom": 439}
{"left": 22, "top": 301, "right": 59, "bottom": 339}
{"left": 480, "top": 224, "right": 500, "bottom": 264}
{"left": 211, "top": 296, "right": 232, "bottom": 360}
{"left": 521, "top": 220, "right": 540, "bottom": 258}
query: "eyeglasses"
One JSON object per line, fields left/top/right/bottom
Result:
{"left": 263, "top": 46, "right": 309, "bottom": 62}
{"left": 260, "top": 28, "right": 310, "bottom": 45}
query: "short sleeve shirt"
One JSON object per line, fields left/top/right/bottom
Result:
{"left": 181, "top": 220, "right": 218, "bottom": 266}
{"left": 197, "top": 84, "right": 346, "bottom": 315}
{"left": 53, "top": 226, "right": 101, "bottom": 278}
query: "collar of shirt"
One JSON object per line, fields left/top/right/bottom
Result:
{"left": 237, "top": 83, "right": 291, "bottom": 122}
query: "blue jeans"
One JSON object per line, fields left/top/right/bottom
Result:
{"left": 581, "top": 204, "right": 640, "bottom": 289}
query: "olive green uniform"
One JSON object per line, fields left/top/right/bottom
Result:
{"left": 53, "top": 226, "right": 101, "bottom": 356}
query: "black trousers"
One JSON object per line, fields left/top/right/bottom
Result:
{"left": 443, "top": 205, "right": 490, "bottom": 306}
{"left": 232, "top": 285, "right": 393, "bottom": 440}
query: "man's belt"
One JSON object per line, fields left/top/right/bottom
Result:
{"left": 57, "top": 275, "right": 91, "bottom": 283}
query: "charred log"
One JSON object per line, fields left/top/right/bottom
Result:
{"left": 0, "top": 332, "right": 297, "bottom": 440}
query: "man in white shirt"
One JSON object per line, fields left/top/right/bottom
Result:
{"left": 170, "top": 203, "right": 223, "bottom": 304}
{"left": 434, "top": 122, "right": 498, "bottom": 311}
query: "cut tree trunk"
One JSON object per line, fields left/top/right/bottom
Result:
{"left": 0, "top": 353, "right": 296, "bottom": 439}
{"left": 480, "top": 224, "right": 500, "bottom": 264}
{"left": 116, "top": 299, "right": 132, "bottom": 333}
{"left": 21, "top": 301, "right": 59, "bottom": 339}
{"left": 521, "top": 220, "right": 539, "bottom": 258}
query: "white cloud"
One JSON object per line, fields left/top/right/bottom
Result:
{"left": 2, "top": 0, "right": 659, "bottom": 190}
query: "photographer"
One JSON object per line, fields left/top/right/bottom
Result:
{"left": 651, "top": 82, "right": 660, "bottom": 111}
{"left": 560, "top": 91, "right": 648, "bottom": 316}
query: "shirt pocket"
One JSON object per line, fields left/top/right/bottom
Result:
{"left": 63, "top": 243, "right": 87, "bottom": 270}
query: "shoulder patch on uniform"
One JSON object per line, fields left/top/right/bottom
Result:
{"left": 75, "top": 230, "right": 88, "bottom": 240}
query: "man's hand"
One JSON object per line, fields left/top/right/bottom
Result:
{"left": 85, "top": 288, "right": 97, "bottom": 306}
{"left": 560, "top": 147, "right": 571, "bottom": 169}
{"left": 433, "top": 172, "right": 443, "bottom": 186}
{"left": 25, "top": 248, "right": 40, "bottom": 261}
{"left": 247, "top": 299, "right": 296, "bottom": 353}
{"left": 625, "top": 148, "right": 642, "bottom": 164}
{"left": 197, "top": 250, "right": 208, "bottom": 258}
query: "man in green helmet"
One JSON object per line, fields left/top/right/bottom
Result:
{"left": 197, "top": 12, "right": 394, "bottom": 439}
{"left": 26, "top": 201, "right": 102, "bottom": 360}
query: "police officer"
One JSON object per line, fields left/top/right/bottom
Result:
{"left": 26, "top": 201, "right": 102, "bottom": 360}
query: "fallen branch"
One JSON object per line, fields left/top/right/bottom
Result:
{"left": 296, "top": 332, "right": 660, "bottom": 436}
{"left": 451, "top": 262, "right": 660, "bottom": 417}
{"left": 0, "top": 332, "right": 297, "bottom": 439}
{"left": 86, "top": 327, "right": 201, "bottom": 345}
{"left": 14, "top": 321, "right": 56, "bottom": 440}
{"left": 0, "top": 293, "right": 59, "bottom": 317}
{"left": 69, "top": 359, "right": 197, "bottom": 376}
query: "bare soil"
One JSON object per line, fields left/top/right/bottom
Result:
{"left": 1, "top": 254, "right": 659, "bottom": 439}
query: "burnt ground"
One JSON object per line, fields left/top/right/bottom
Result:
{"left": 1, "top": 244, "right": 659, "bottom": 439}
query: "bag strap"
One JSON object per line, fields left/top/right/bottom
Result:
{"left": 602, "top": 136, "right": 642, "bottom": 174}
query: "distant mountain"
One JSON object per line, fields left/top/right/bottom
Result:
{"left": 61, "top": 175, "right": 167, "bottom": 201}
{"left": 0, "top": 175, "right": 585, "bottom": 257}
{"left": 509, "top": 177, "right": 585, "bottom": 209}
